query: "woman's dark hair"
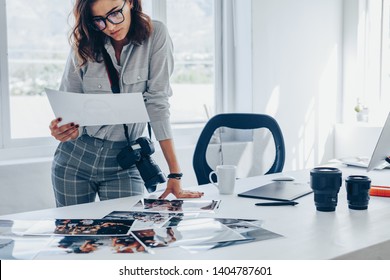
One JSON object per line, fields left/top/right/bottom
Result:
{"left": 70, "top": 0, "right": 153, "bottom": 67}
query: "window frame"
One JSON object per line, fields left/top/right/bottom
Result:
{"left": 0, "top": 0, "right": 59, "bottom": 153}
{"left": 0, "top": 0, "right": 9, "bottom": 150}
{"left": 0, "top": 0, "right": 252, "bottom": 161}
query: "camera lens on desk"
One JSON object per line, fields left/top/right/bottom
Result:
{"left": 345, "top": 175, "right": 371, "bottom": 210}
{"left": 310, "top": 167, "right": 342, "bottom": 212}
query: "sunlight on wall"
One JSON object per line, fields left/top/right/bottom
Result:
{"left": 296, "top": 97, "right": 315, "bottom": 169}
{"left": 265, "top": 86, "right": 280, "bottom": 116}
{"left": 292, "top": 45, "right": 339, "bottom": 170}
{"left": 318, "top": 45, "right": 339, "bottom": 163}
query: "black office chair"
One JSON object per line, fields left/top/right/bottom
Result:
{"left": 193, "top": 113, "right": 285, "bottom": 185}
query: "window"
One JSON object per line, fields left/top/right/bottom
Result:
{"left": 5, "top": 0, "right": 72, "bottom": 140}
{"left": 165, "top": 0, "right": 215, "bottom": 123}
{"left": 143, "top": 0, "right": 216, "bottom": 123}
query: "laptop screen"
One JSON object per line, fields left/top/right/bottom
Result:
{"left": 367, "top": 112, "right": 390, "bottom": 171}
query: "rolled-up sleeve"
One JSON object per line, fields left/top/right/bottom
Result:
{"left": 143, "top": 22, "right": 174, "bottom": 141}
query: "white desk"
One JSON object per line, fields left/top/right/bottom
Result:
{"left": 1, "top": 165, "right": 390, "bottom": 260}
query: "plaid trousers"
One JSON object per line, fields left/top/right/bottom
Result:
{"left": 51, "top": 134, "right": 144, "bottom": 207}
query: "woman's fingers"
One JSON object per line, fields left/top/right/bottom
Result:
{"left": 49, "top": 118, "right": 79, "bottom": 142}
{"left": 158, "top": 189, "right": 171, "bottom": 200}
{"left": 57, "top": 125, "right": 79, "bottom": 142}
{"left": 159, "top": 188, "right": 204, "bottom": 200}
{"left": 175, "top": 190, "right": 204, "bottom": 198}
{"left": 49, "top": 117, "right": 61, "bottom": 131}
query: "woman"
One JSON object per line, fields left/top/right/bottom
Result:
{"left": 49, "top": 0, "right": 203, "bottom": 207}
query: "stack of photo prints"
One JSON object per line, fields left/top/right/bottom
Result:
{"left": 0, "top": 198, "right": 282, "bottom": 259}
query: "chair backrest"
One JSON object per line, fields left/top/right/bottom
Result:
{"left": 193, "top": 113, "right": 285, "bottom": 185}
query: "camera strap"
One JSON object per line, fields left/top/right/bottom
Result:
{"left": 101, "top": 47, "right": 152, "bottom": 144}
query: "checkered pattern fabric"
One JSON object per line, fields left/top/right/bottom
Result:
{"left": 51, "top": 134, "right": 144, "bottom": 207}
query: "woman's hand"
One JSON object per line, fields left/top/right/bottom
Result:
{"left": 157, "top": 139, "right": 203, "bottom": 199}
{"left": 49, "top": 118, "right": 79, "bottom": 142}
{"left": 159, "top": 178, "right": 204, "bottom": 199}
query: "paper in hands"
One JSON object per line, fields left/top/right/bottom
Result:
{"left": 45, "top": 88, "right": 149, "bottom": 126}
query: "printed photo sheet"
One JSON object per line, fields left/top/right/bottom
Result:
{"left": 181, "top": 218, "right": 283, "bottom": 252}
{"left": 36, "top": 235, "right": 146, "bottom": 258}
{"left": 131, "top": 198, "right": 221, "bottom": 213}
{"left": 0, "top": 218, "right": 283, "bottom": 258}
{"left": 103, "top": 211, "right": 175, "bottom": 230}
{"left": 21, "top": 219, "right": 134, "bottom": 236}
{"left": 132, "top": 217, "right": 245, "bottom": 249}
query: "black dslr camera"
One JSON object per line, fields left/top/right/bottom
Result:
{"left": 116, "top": 137, "right": 166, "bottom": 193}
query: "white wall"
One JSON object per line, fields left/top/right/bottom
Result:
{"left": 0, "top": 160, "right": 56, "bottom": 215}
{"left": 252, "top": 0, "right": 343, "bottom": 170}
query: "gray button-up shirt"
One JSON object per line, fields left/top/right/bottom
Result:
{"left": 59, "top": 20, "right": 173, "bottom": 142}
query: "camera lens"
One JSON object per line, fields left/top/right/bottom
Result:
{"left": 310, "top": 167, "right": 342, "bottom": 212}
{"left": 136, "top": 156, "right": 166, "bottom": 193}
{"left": 345, "top": 175, "right": 371, "bottom": 210}
{"left": 117, "top": 137, "right": 166, "bottom": 193}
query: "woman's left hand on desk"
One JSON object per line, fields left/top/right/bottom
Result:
{"left": 159, "top": 179, "right": 204, "bottom": 199}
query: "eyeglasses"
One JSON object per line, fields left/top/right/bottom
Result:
{"left": 91, "top": 1, "right": 126, "bottom": 31}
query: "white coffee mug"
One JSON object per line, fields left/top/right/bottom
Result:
{"left": 209, "top": 165, "right": 237, "bottom": 195}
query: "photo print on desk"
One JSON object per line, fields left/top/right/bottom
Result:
{"left": 22, "top": 219, "right": 134, "bottom": 236}
{"left": 35, "top": 235, "right": 146, "bottom": 258}
{"left": 102, "top": 211, "right": 175, "bottom": 230}
{"left": 0, "top": 218, "right": 284, "bottom": 258}
{"left": 181, "top": 218, "right": 283, "bottom": 253}
{"left": 131, "top": 198, "right": 221, "bottom": 213}
{"left": 131, "top": 217, "right": 245, "bottom": 250}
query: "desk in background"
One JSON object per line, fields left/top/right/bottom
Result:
{"left": 1, "top": 165, "right": 390, "bottom": 260}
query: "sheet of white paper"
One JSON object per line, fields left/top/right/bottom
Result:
{"left": 45, "top": 88, "right": 150, "bottom": 126}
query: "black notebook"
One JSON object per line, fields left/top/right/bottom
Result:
{"left": 238, "top": 181, "right": 313, "bottom": 201}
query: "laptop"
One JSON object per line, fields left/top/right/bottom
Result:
{"left": 339, "top": 156, "right": 390, "bottom": 170}
{"left": 238, "top": 181, "right": 313, "bottom": 202}
{"left": 367, "top": 112, "right": 390, "bottom": 172}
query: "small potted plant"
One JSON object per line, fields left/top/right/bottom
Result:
{"left": 354, "top": 98, "right": 369, "bottom": 122}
